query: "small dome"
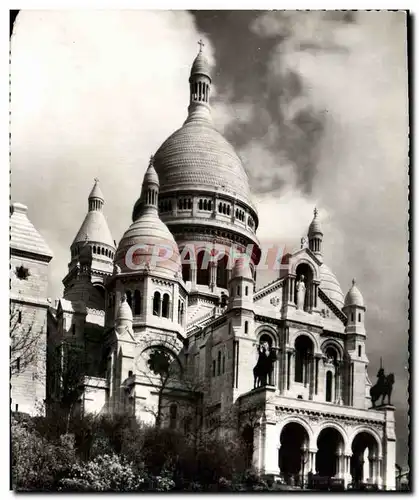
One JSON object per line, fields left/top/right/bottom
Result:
{"left": 190, "top": 48, "right": 211, "bottom": 80}
{"left": 231, "top": 257, "right": 253, "bottom": 281}
{"left": 308, "top": 207, "right": 323, "bottom": 236}
{"left": 115, "top": 212, "right": 181, "bottom": 279}
{"left": 89, "top": 179, "right": 104, "bottom": 201}
{"left": 116, "top": 295, "right": 133, "bottom": 324}
{"left": 344, "top": 279, "right": 365, "bottom": 308}
{"left": 320, "top": 264, "right": 344, "bottom": 308}
{"left": 143, "top": 158, "right": 159, "bottom": 186}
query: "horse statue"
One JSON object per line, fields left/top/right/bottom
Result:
{"left": 370, "top": 368, "right": 395, "bottom": 407}
{"left": 253, "top": 341, "right": 277, "bottom": 389}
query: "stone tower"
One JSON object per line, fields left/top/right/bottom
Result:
{"left": 10, "top": 202, "right": 53, "bottom": 414}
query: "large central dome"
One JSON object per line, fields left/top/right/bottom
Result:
{"left": 154, "top": 120, "right": 251, "bottom": 203}
{"left": 153, "top": 45, "right": 255, "bottom": 212}
{"left": 146, "top": 44, "right": 261, "bottom": 279}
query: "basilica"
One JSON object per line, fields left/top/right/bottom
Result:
{"left": 10, "top": 45, "right": 396, "bottom": 489}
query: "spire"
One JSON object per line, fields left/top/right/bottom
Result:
{"left": 186, "top": 40, "right": 212, "bottom": 124}
{"left": 71, "top": 180, "right": 115, "bottom": 249}
{"left": 132, "top": 156, "right": 160, "bottom": 221}
{"left": 88, "top": 178, "right": 104, "bottom": 212}
{"left": 308, "top": 206, "right": 323, "bottom": 261}
{"left": 115, "top": 294, "right": 133, "bottom": 331}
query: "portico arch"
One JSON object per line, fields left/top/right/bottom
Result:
{"left": 278, "top": 421, "right": 312, "bottom": 486}
{"left": 349, "top": 429, "right": 382, "bottom": 487}
{"left": 314, "top": 422, "right": 349, "bottom": 453}
{"left": 277, "top": 417, "right": 315, "bottom": 448}
{"left": 316, "top": 426, "right": 346, "bottom": 478}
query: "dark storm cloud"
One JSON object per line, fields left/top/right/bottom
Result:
{"left": 193, "top": 10, "right": 356, "bottom": 195}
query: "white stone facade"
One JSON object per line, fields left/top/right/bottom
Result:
{"left": 12, "top": 47, "right": 396, "bottom": 490}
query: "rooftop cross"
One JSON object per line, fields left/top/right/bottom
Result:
{"left": 352, "top": 278, "right": 356, "bottom": 286}
{"left": 94, "top": 177, "right": 99, "bottom": 183}
{"left": 314, "top": 207, "right": 318, "bottom": 217}
{"left": 198, "top": 39, "right": 205, "bottom": 53}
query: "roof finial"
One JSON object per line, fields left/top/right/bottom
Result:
{"left": 198, "top": 39, "right": 205, "bottom": 53}
{"left": 94, "top": 177, "right": 99, "bottom": 183}
{"left": 352, "top": 278, "right": 356, "bottom": 286}
{"left": 314, "top": 207, "right": 318, "bottom": 218}
{"left": 149, "top": 155, "right": 154, "bottom": 166}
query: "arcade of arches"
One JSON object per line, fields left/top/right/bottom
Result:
{"left": 277, "top": 422, "right": 382, "bottom": 487}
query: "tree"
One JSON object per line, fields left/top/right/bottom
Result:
{"left": 46, "top": 339, "right": 91, "bottom": 432}
{"left": 10, "top": 303, "right": 45, "bottom": 378}
{"left": 138, "top": 345, "right": 193, "bottom": 429}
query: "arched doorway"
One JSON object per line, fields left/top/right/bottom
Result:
{"left": 350, "top": 432, "right": 380, "bottom": 487}
{"left": 279, "top": 422, "right": 310, "bottom": 486}
{"left": 316, "top": 427, "right": 345, "bottom": 478}
{"left": 294, "top": 335, "right": 314, "bottom": 386}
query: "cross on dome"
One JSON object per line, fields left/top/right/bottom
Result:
{"left": 352, "top": 278, "right": 356, "bottom": 286}
{"left": 314, "top": 207, "right": 318, "bottom": 217}
{"left": 198, "top": 39, "right": 205, "bottom": 53}
{"left": 94, "top": 177, "right": 99, "bottom": 183}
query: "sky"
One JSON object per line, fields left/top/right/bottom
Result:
{"left": 10, "top": 10, "right": 409, "bottom": 466}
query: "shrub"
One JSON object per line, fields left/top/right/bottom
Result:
{"left": 59, "top": 454, "right": 146, "bottom": 492}
{"left": 11, "top": 418, "right": 76, "bottom": 491}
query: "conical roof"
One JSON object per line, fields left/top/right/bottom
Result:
{"left": 308, "top": 207, "right": 323, "bottom": 236}
{"left": 116, "top": 295, "right": 133, "bottom": 323}
{"left": 89, "top": 179, "right": 104, "bottom": 200}
{"left": 72, "top": 181, "right": 115, "bottom": 248}
{"left": 143, "top": 158, "right": 159, "bottom": 186}
{"left": 10, "top": 202, "right": 53, "bottom": 259}
{"left": 344, "top": 279, "right": 365, "bottom": 308}
{"left": 190, "top": 49, "right": 211, "bottom": 80}
{"left": 72, "top": 211, "right": 115, "bottom": 248}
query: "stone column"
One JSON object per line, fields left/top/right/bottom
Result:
{"left": 190, "top": 265, "right": 197, "bottom": 291}
{"left": 209, "top": 261, "right": 217, "bottom": 291}
{"left": 314, "top": 355, "right": 320, "bottom": 396}
{"left": 288, "top": 350, "right": 295, "bottom": 391}
{"left": 335, "top": 450, "right": 344, "bottom": 479}
{"left": 288, "top": 276, "right": 295, "bottom": 303}
{"left": 309, "top": 354, "right": 315, "bottom": 399}
{"left": 343, "top": 454, "right": 352, "bottom": 488}
{"left": 376, "top": 456, "right": 383, "bottom": 489}
{"left": 261, "top": 422, "right": 280, "bottom": 475}
{"left": 192, "top": 195, "right": 197, "bottom": 217}
{"left": 282, "top": 350, "right": 288, "bottom": 393}
{"left": 309, "top": 450, "right": 317, "bottom": 473}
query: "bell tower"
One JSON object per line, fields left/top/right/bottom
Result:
{"left": 343, "top": 279, "right": 369, "bottom": 408}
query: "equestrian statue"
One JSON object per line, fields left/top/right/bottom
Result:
{"left": 370, "top": 363, "right": 395, "bottom": 407}
{"left": 253, "top": 341, "right": 277, "bottom": 389}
